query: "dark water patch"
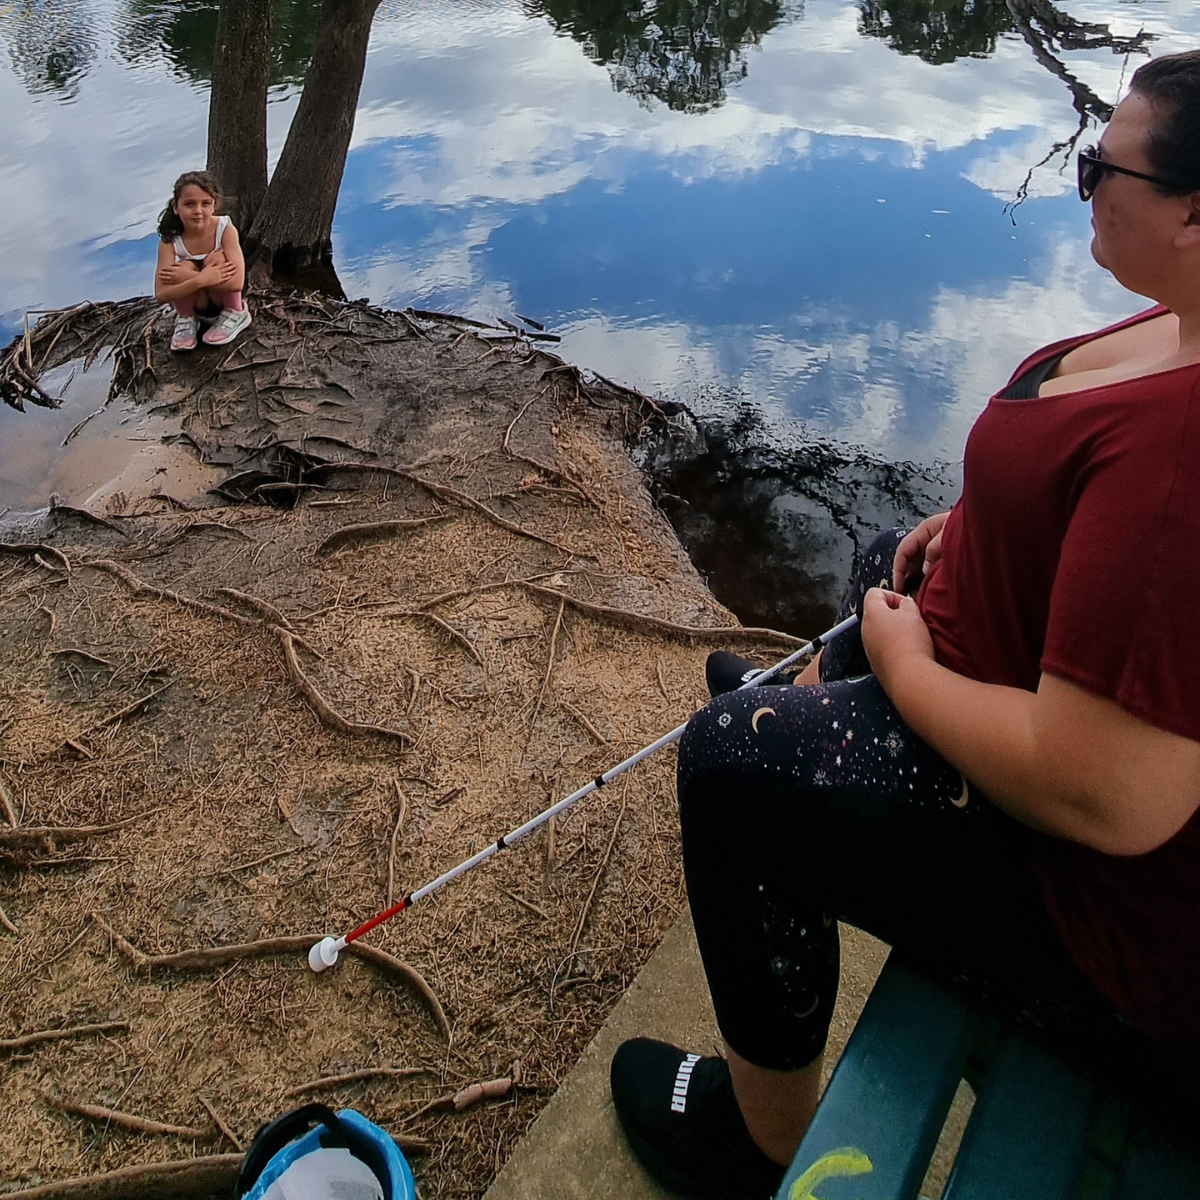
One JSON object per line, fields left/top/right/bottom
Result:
{"left": 636, "top": 404, "right": 959, "bottom": 635}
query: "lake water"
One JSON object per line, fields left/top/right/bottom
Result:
{"left": 3, "top": 0, "right": 1200, "bottom": 507}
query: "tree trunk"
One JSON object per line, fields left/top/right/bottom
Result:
{"left": 207, "top": 0, "right": 274, "bottom": 230}
{"left": 247, "top": 0, "right": 380, "bottom": 278}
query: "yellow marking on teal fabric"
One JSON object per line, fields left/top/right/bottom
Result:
{"left": 788, "top": 1147, "right": 874, "bottom": 1200}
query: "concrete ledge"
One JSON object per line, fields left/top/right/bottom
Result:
{"left": 485, "top": 915, "right": 891, "bottom": 1200}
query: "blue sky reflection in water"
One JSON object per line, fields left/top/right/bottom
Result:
{"left": 4, "top": 0, "right": 1200, "bottom": 465}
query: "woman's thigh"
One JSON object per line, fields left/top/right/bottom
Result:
{"left": 678, "top": 673, "right": 1131, "bottom": 1071}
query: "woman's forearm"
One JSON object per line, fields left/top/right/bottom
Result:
{"left": 879, "top": 655, "right": 1056, "bottom": 831}
{"left": 880, "top": 651, "right": 1200, "bottom": 854}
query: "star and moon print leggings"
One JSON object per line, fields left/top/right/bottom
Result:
{"left": 678, "top": 530, "right": 1145, "bottom": 1082}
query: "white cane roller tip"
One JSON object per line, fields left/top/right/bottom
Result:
{"left": 308, "top": 937, "right": 341, "bottom": 973}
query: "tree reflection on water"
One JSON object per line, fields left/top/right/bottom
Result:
{"left": 531, "top": 0, "right": 803, "bottom": 112}
{"left": 116, "top": 0, "right": 322, "bottom": 88}
{"left": 1, "top": 0, "right": 96, "bottom": 98}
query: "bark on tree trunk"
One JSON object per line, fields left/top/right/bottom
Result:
{"left": 247, "top": 0, "right": 380, "bottom": 278}
{"left": 207, "top": 0, "right": 274, "bottom": 231}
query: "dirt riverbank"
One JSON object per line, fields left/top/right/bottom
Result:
{"left": 0, "top": 294, "right": 810, "bottom": 1198}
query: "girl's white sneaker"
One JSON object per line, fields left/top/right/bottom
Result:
{"left": 170, "top": 314, "right": 199, "bottom": 352}
{"left": 202, "top": 307, "right": 252, "bottom": 346}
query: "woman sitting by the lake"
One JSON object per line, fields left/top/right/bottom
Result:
{"left": 154, "top": 170, "right": 251, "bottom": 352}
{"left": 610, "top": 50, "right": 1200, "bottom": 1200}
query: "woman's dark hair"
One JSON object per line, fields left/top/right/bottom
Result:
{"left": 156, "top": 171, "right": 223, "bottom": 242}
{"left": 1130, "top": 51, "right": 1200, "bottom": 194}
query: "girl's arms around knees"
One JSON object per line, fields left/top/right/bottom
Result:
{"left": 861, "top": 588, "right": 1200, "bottom": 856}
{"left": 154, "top": 240, "right": 236, "bottom": 304}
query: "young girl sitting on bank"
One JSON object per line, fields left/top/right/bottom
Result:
{"left": 154, "top": 171, "right": 251, "bottom": 352}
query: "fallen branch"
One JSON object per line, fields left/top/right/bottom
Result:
{"left": 314, "top": 515, "right": 451, "bottom": 555}
{"left": 199, "top": 1097, "right": 243, "bottom": 1152}
{"left": 276, "top": 631, "right": 409, "bottom": 745}
{"left": 522, "top": 584, "right": 804, "bottom": 647}
{"left": 50, "top": 1098, "right": 214, "bottom": 1142}
{"left": 453, "top": 1077, "right": 513, "bottom": 1111}
{"left": 281, "top": 1066, "right": 429, "bottom": 1100}
{"left": 407, "top": 1077, "right": 512, "bottom": 1121}
{"left": 0, "top": 543, "right": 72, "bottom": 573}
{"left": 0, "top": 904, "right": 16, "bottom": 934}
{"left": 0, "top": 1021, "right": 128, "bottom": 1055}
{"left": 387, "top": 782, "right": 408, "bottom": 908}
{"left": 89, "top": 918, "right": 449, "bottom": 1039}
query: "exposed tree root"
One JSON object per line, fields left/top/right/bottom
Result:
{"left": 559, "top": 700, "right": 608, "bottom": 745}
{"left": 0, "top": 544, "right": 72, "bottom": 573}
{"left": 0, "top": 773, "right": 16, "bottom": 826}
{"left": 198, "top": 1097, "right": 243, "bottom": 1151}
{"left": 85, "top": 560, "right": 259, "bottom": 629}
{"left": 314, "top": 515, "right": 451, "bottom": 555}
{"left": 2, "top": 1152, "right": 244, "bottom": 1199}
{"left": 49, "top": 1098, "right": 215, "bottom": 1142}
{"left": 527, "top": 599, "right": 565, "bottom": 739}
{"left": 378, "top": 610, "right": 483, "bottom": 665}
{"left": 522, "top": 584, "right": 804, "bottom": 647}
{"left": 89, "top": 917, "right": 450, "bottom": 1039}
{"left": 387, "top": 782, "right": 408, "bottom": 908}
{"left": 213, "top": 588, "right": 294, "bottom": 630}
{"left": 569, "top": 786, "right": 628, "bottom": 960}
{"left": 281, "top": 1065, "right": 430, "bottom": 1100}
{"left": 306, "top": 462, "right": 579, "bottom": 555}
{"left": 276, "top": 631, "right": 410, "bottom": 744}
{"left": 0, "top": 1022, "right": 128, "bottom": 1055}
{"left": 0, "top": 812, "right": 156, "bottom": 849}
{"left": 72, "top": 682, "right": 174, "bottom": 741}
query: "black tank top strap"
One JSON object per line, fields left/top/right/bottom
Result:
{"left": 998, "top": 350, "right": 1070, "bottom": 400}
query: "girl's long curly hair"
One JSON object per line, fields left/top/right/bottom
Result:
{"left": 156, "top": 171, "right": 224, "bottom": 242}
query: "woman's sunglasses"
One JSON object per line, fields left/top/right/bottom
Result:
{"left": 1077, "top": 145, "right": 1184, "bottom": 201}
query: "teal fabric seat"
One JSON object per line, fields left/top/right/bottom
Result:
{"left": 775, "top": 958, "right": 1200, "bottom": 1200}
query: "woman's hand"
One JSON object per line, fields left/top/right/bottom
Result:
{"left": 892, "top": 512, "right": 950, "bottom": 592}
{"left": 861, "top": 587, "right": 935, "bottom": 694}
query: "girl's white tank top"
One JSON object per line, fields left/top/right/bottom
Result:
{"left": 174, "top": 215, "right": 230, "bottom": 264}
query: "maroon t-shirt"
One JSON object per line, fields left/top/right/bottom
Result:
{"left": 917, "top": 305, "right": 1200, "bottom": 1049}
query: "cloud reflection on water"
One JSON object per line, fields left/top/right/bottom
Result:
{"left": 4, "top": 0, "right": 1200, "bottom": 464}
